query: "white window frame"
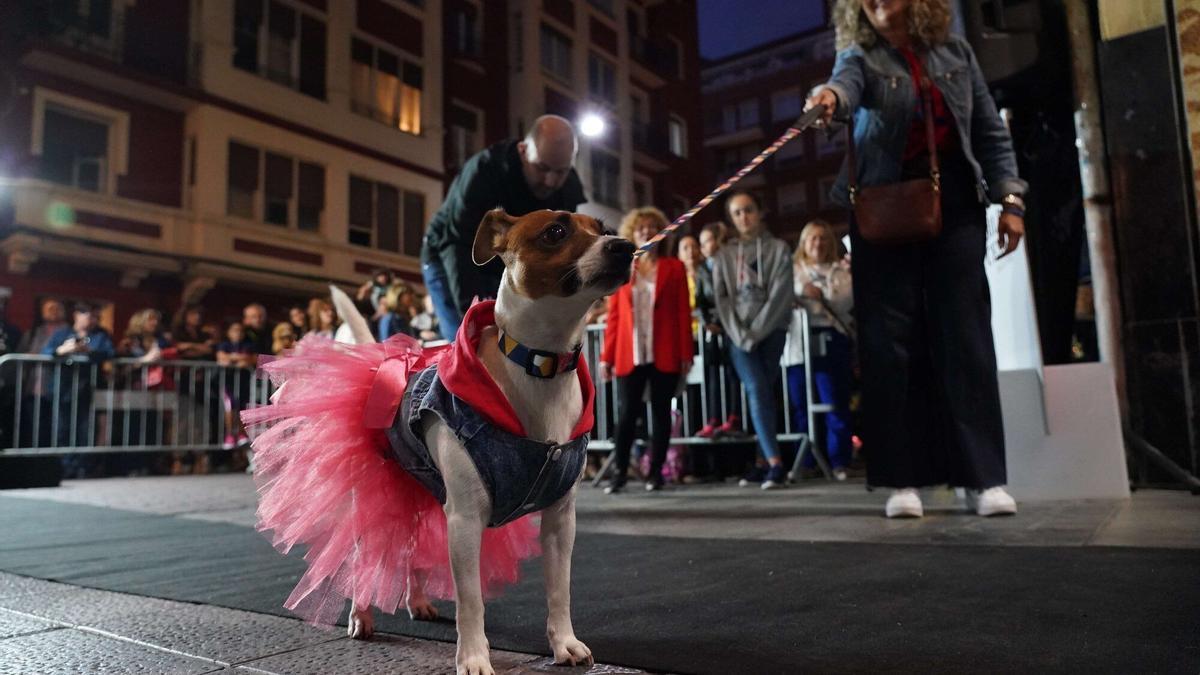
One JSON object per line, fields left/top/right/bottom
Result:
{"left": 448, "top": 99, "right": 485, "bottom": 170}
{"left": 239, "top": 0, "right": 324, "bottom": 90}
{"left": 668, "top": 114, "right": 687, "bottom": 158}
{"left": 350, "top": 31, "right": 424, "bottom": 136}
{"left": 31, "top": 87, "right": 129, "bottom": 195}
{"left": 226, "top": 140, "right": 324, "bottom": 233}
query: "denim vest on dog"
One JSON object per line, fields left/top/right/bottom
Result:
{"left": 386, "top": 364, "right": 589, "bottom": 527}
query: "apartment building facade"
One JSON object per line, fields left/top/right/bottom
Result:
{"left": 700, "top": 28, "right": 844, "bottom": 244}
{"left": 0, "top": 0, "right": 703, "bottom": 336}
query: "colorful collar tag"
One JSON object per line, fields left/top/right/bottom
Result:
{"left": 497, "top": 330, "right": 582, "bottom": 379}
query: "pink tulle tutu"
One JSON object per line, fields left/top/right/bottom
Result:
{"left": 242, "top": 334, "right": 541, "bottom": 626}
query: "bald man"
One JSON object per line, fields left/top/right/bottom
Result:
{"left": 421, "top": 115, "right": 588, "bottom": 338}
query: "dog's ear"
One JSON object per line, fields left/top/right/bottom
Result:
{"left": 473, "top": 208, "right": 517, "bottom": 266}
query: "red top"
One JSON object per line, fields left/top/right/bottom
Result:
{"left": 601, "top": 256, "right": 694, "bottom": 378}
{"left": 899, "top": 47, "right": 957, "bottom": 161}
{"left": 440, "top": 300, "right": 595, "bottom": 439}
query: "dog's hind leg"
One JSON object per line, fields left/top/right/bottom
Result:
{"left": 406, "top": 570, "right": 439, "bottom": 621}
{"left": 347, "top": 600, "right": 374, "bottom": 639}
{"left": 425, "top": 417, "right": 495, "bottom": 675}
{"left": 540, "top": 484, "right": 593, "bottom": 667}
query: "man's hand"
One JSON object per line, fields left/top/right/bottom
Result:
{"left": 997, "top": 212, "right": 1025, "bottom": 259}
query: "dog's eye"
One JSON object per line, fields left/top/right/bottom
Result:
{"left": 541, "top": 223, "right": 568, "bottom": 245}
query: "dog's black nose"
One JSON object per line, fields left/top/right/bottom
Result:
{"left": 605, "top": 238, "right": 636, "bottom": 256}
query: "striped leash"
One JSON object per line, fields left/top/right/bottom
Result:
{"left": 634, "top": 104, "right": 829, "bottom": 256}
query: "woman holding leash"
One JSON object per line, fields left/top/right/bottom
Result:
{"left": 806, "top": 0, "right": 1027, "bottom": 517}
{"left": 711, "top": 191, "right": 794, "bottom": 490}
{"left": 784, "top": 220, "right": 854, "bottom": 482}
{"left": 601, "top": 207, "right": 694, "bottom": 493}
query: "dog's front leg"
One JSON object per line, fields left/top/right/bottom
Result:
{"left": 541, "top": 485, "right": 592, "bottom": 667}
{"left": 427, "top": 419, "right": 495, "bottom": 675}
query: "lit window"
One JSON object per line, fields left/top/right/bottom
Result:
{"left": 351, "top": 38, "right": 422, "bottom": 135}
{"left": 668, "top": 116, "right": 687, "bottom": 158}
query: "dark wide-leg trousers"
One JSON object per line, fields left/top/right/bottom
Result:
{"left": 851, "top": 184, "right": 1007, "bottom": 490}
{"left": 612, "top": 364, "right": 678, "bottom": 485}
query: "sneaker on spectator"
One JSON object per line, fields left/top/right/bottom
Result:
{"left": 738, "top": 465, "right": 767, "bottom": 487}
{"left": 833, "top": 468, "right": 848, "bottom": 482}
{"left": 885, "top": 488, "right": 923, "bottom": 518}
{"left": 761, "top": 465, "right": 787, "bottom": 490}
{"left": 695, "top": 418, "right": 720, "bottom": 439}
{"left": 222, "top": 434, "right": 236, "bottom": 451}
{"left": 603, "top": 481, "right": 625, "bottom": 495}
{"left": 714, "top": 414, "right": 742, "bottom": 438}
{"left": 967, "top": 486, "right": 1017, "bottom": 517}
{"left": 237, "top": 432, "right": 250, "bottom": 447}
{"left": 644, "top": 480, "right": 662, "bottom": 492}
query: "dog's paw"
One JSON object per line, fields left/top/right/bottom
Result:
{"left": 550, "top": 635, "right": 593, "bottom": 667}
{"left": 406, "top": 598, "right": 439, "bottom": 621}
{"left": 456, "top": 648, "right": 494, "bottom": 675}
{"left": 346, "top": 604, "right": 374, "bottom": 640}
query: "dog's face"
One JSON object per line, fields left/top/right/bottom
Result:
{"left": 473, "top": 209, "right": 635, "bottom": 300}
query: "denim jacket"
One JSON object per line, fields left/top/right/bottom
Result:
{"left": 820, "top": 35, "right": 1027, "bottom": 208}
{"left": 387, "top": 364, "right": 588, "bottom": 528}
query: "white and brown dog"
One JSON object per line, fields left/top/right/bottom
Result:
{"left": 333, "top": 208, "right": 634, "bottom": 675}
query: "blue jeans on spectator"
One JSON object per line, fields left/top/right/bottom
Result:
{"left": 423, "top": 260, "right": 462, "bottom": 341}
{"left": 786, "top": 328, "right": 852, "bottom": 470}
{"left": 728, "top": 330, "right": 787, "bottom": 463}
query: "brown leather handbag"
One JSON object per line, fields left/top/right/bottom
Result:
{"left": 847, "top": 71, "right": 943, "bottom": 245}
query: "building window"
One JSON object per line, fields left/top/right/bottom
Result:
{"left": 772, "top": 88, "right": 803, "bottom": 122}
{"left": 633, "top": 174, "right": 652, "bottom": 207}
{"left": 233, "top": 0, "right": 327, "bottom": 99}
{"left": 349, "top": 175, "right": 425, "bottom": 256}
{"left": 540, "top": 23, "right": 572, "bottom": 84}
{"left": 588, "top": 52, "right": 616, "bottom": 105}
{"left": 351, "top": 38, "right": 422, "bottom": 135}
{"left": 737, "top": 99, "right": 760, "bottom": 129}
{"left": 38, "top": 107, "right": 110, "bottom": 192}
{"left": 449, "top": 6, "right": 481, "bottom": 57}
{"left": 590, "top": 149, "right": 620, "bottom": 207}
{"left": 776, "top": 182, "right": 808, "bottom": 216}
{"left": 588, "top": 0, "right": 615, "bottom": 17}
{"left": 718, "top": 144, "right": 758, "bottom": 176}
{"left": 48, "top": 0, "right": 125, "bottom": 59}
{"left": 668, "top": 115, "right": 687, "bottom": 158}
{"left": 448, "top": 102, "right": 482, "bottom": 170}
{"left": 227, "top": 141, "right": 324, "bottom": 231}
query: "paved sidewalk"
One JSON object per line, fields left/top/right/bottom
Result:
{"left": 0, "top": 572, "right": 643, "bottom": 674}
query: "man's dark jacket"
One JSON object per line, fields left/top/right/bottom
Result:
{"left": 421, "top": 140, "right": 586, "bottom": 314}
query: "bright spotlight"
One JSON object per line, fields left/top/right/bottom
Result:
{"left": 579, "top": 113, "right": 606, "bottom": 138}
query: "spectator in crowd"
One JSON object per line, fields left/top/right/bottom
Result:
{"left": 712, "top": 191, "right": 794, "bottom": 490}
{"left": 168, "top": 304, "right": 215, "bottom": 475}
{"left": 0, "top": 292, "right": 21, "bottom": 449}
{"left": 410, "top": 294, "right": 441, "bottom": 343}
{"left": 215, "top": 322, "right": 255, "bottom": 452}
{"left": 117, "top": 309, "right": 176, "bottom": 472}
{"left": 600, "top": 207, "right": 693, "bottom": 493}
{"left": 356, "top": 269, "right": 393, "bottom": 320}
{"left": 695, "top": 222, "right": 743, "bottom": 441}
{"left": 43, "top": 303, "right": 115, "bottom": 476}
{"left": 677, "top": 234, "right": 702, "bottom": 331}
{"left": 19, "top": 298, "right": 68, "bottom": 447}
{"left": 241, "top": 303, "right": 271, "bottom": 357}
{"left": 287, "top": 305, "right": 308, "bottom": 340}
{"left": 421, "top": 115, "right": 587, "bottom": 338}
{"left": 808, "top": 0, "right": 1024, "bottom": 517}
{"left": 377, "top": 282, "right": 416, "bottom": 341}
{"left": 784, "top": 220, "right": 854, "bottom": 482}
{"left": 306, "top": 298, "right": 337, "bottom": 340}
{"left": 272, "top": 322, "right": 297, "bottom": 354}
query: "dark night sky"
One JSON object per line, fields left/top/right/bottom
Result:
{"left": 697, "top": 1, "right": 828, "bottom": 61}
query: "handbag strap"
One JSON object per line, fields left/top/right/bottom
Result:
{"left": 846, "top": 54, "right": 941, "bottom": 205}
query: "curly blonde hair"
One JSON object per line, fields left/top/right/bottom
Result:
{"left": 831, "top": 0, "right": 952, "bottom": 50}
{"left": 618, "top": 206, "right": 670, "bottom": 256}
{"left": 795, "top": 220, "right": 839, "bottom": 267}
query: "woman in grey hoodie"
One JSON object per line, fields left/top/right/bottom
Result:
{"left": 712, "top": 191, "right": 795, "bottom": 489}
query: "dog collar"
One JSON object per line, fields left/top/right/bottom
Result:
{"left": 497, "top": 329, "right": 582, "bottom": 379}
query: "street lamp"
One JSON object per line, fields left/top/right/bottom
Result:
{"left": 579, "top": 113, "right": 606, "bottom": 138}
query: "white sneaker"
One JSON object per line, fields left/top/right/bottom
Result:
{"left": 885, "top": 488, "right": 923, "bottom": 518}
{"left": 969, "top": 486, "right": 1017, "bottom": 517}
{"left": 833, "top": 469, "right": 848, "bottom": 482}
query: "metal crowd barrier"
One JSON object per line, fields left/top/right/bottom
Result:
{"left": 0, "top": 355, "right": 272, "bottom": 457}
{"left": 581, "top": 309, "right": 835, "bottom": 485}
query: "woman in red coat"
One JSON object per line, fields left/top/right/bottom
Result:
{"left": 601, "top": 207, "right": 694, "bottom": 492}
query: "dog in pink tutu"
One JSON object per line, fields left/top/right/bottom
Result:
{"left": 243, "top": 209, "right": 635, "bottom": 675}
